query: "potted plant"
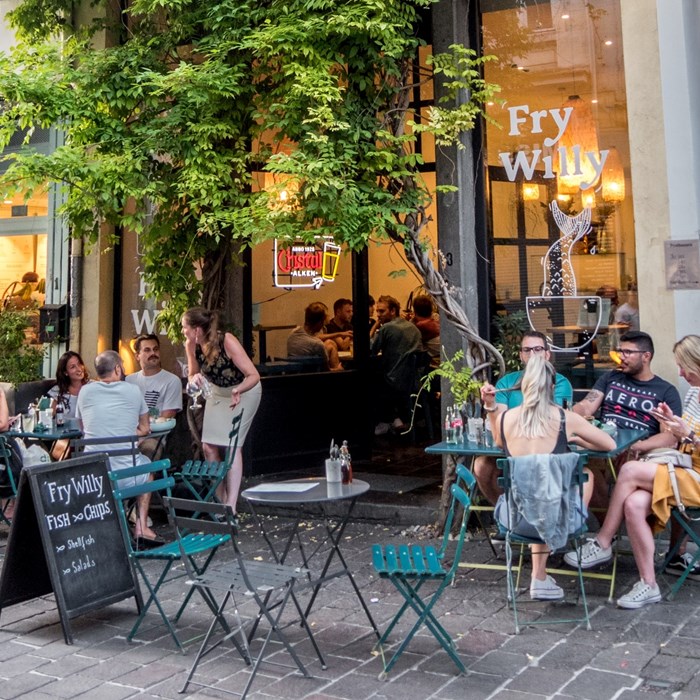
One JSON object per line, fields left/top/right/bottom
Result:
{"left": 0, "top": 307, "right": 48, "bottom": 414}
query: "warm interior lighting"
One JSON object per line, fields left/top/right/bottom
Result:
{"left": 557, "top": 193, "right": 571, "bottom": 203}
{"left": 609, "top": 349, "right": 622, "bottom": 365}
{"left": 601, "top": 146, "right": 625, "bottom": 202}
{"left": 604, "top": 40, "right": 613, "bottom": 46}
{"left": 581, "top": 189, "right": 596, "bottom": 208}
{"left": 562, "top": 13, "right": 570, "bottom": 19}
{"left": 523, "top": 183, "right": 540, "bottom": 201}
{"left": 557, "top": 95, "right": 600, "bottom": 195}
{"left": 279, "top": 189, "right": 288, "bottom": 202}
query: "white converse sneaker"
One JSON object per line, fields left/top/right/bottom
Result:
{"left": 616, "top": 579, "right": 661, "bottom": 609}
{"left": 563, "top": 538, "right": 612, "bottom": 569}
{"left": 530, "top": 574, "right": 564, "bottom": 601}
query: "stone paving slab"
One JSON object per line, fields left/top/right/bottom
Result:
{"left": 1, "top": 517, "right": 699, "bottom": 699}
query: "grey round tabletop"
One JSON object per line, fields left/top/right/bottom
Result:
{"left": 241, "top": 478, "right": 369, "bottom": 505}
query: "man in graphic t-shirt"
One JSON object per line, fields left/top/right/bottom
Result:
{"left": 573, "top": 330, "right": 682, "bottom": 511}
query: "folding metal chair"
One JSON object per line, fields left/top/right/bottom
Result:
{"left": 108, "top": 459, "right": 230, "bottom": 651}
{"left": 497, "top": 453, "right": 592, "bottom": 634}
{"left": 174, "top": 410, "right": 243, "bottom": 518}
{"left": 371, "top": 474, "right": 475, "bottom": 678}
{"left": 0, "top": 436, "right": 20, "bottom": 526}
{"left": 162, "top": 496, "right": 325, "bottom": 700}
{"left": 660, "top": 506, "right": 700, "bottom": 600}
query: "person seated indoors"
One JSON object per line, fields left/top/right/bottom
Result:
{"left": 474, "top": 331, "right": 573, "bottom": 506}
{"left": 482, "top": 353, "right": 615, "bottom": 600}
{"left": 571, "top": 330, "right": 682, "bottom": 512}
{"left": 287, "top": 302, "right": 343, "bottom": 371}
{"left": 323, "top": 298, "right": 354, "bottom": 352}
{"left": 410, "top": 294, "right": 440, "bottom": 369}
{"left": 371, "top": 294, "right": 422, "bottom": 435}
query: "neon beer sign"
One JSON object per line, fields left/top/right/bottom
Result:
{"left": 273, "top": 238, "right": 342, "bottom": 289}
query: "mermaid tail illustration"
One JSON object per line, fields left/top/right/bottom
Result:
{"left": 541, "top": 201, "right": 591, "bottom": 297}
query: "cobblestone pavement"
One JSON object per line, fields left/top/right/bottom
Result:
{"left": 1, "top": 512, "right": 699, "bottom": 700}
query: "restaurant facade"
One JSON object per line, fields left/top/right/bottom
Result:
{"left": 1, "top": 0, "right": 699, "bottom": 470}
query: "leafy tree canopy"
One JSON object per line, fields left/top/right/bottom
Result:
{"left": 0, "top": 0, "right": 502, "bottom": 370}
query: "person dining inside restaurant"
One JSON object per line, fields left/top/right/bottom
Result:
{"left": 371, "top": 294, "right": 422, "bottom": 435}
{"left": 287, "top": 301, "right": 344, "bottom": 371}
{"left": 324, "top": 298, "right": 353, "bottom": 352}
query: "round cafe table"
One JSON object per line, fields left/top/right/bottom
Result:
{"left": 241, "top": 477, "right": 379, "bottom": 639}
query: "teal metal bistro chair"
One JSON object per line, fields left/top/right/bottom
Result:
{"left": 108, "top": 459, "right": 231, "bottom": 651}
{"left": 0, "top": 436, "right": 20, "bottom": 526}
{"left": 174, "top": 410, "right": 243, "bottom": 519}
{"left": 496, "top": 453, "right": 592, "bottom": 634}
{"left": 660, "top": 505, "right": 700, "bottom": 600}
{"left": 162, "top": 496, "right": 325, "bottom": 700}
{"left": 371, "top": 471, "right": 476, "bottom": 678}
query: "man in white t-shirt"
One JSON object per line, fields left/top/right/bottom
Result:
{"left": 126, "top": 334, "right": 183, "bottom": 419}
{"left": 77, "top": 350, "right": 161, "bottom": 545}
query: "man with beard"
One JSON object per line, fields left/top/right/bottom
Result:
{"left": 572, "top": 330, "right": 682, "bottom": 510}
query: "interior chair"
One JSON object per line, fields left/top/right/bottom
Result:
{"left": 0, "top": 436, "right": 20, "bottom": 526}
{"left": 162, "top": 496, "right": 325, "bottom": 699}
{"left": 371, "top": 472, "right": 475, "bottom": 678}
{"left": 108, "top": 459, "right": 231, "bottom": 651}
{"left": 496, "top": 453, "right": 592, "bottom": 634}
{"left": 173, "top": 411, "right": 243, "bottom": 519}
{"left": 660, "top": 507, "right": 700, "bottom": 600}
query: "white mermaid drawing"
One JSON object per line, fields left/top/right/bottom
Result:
{"left": 527, "top": 200, "right": 601, "bottom": 352}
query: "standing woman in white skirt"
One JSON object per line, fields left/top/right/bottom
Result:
{"left": 181, "top": 307, "right": 262, "bottom": 514}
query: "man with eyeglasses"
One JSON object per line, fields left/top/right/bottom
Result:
{"left": 474, "top": 331, "right": 573, "bottom": 504}
{"left": 572, "top": 330, "right": 682, "bottom": 455}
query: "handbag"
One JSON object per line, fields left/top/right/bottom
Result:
{"left": 640, "top": 447, "right": 693, "bottom": 470}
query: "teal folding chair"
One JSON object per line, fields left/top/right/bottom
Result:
{"left": 496, "top": 453, "right": 592, "bottom": 634}
{"left": 0, "top": 436, "right": 20, "bottom": 526}
{"left": 108, "top": 459, "right": 231, "bottom": 651}
{"left": 174, "top": 411, "right": 243, "bottom": 518}
{"left": 660, "top": 506, "right": 700, "bottom": 600}
{"left": 162, "top": 497, "right": 325, "bottom": 700}
{"left": 372, "top": 472, "right": 475, "bottom": 678}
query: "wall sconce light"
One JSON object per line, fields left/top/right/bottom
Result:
{"left": 581, "top": 189, "right": 596, "bottom": 208}
{"left": 523, "top": 183, "right": 540, "bottom": 201}
{"left": 601, "top": 146, "right": 625, "bottom": 203}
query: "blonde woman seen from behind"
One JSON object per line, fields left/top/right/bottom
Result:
{"left": 182, "top": 308, "right": 261, "bottom": 516}
{"left": 481, "top": 353, "right": 615, "bottom": 600}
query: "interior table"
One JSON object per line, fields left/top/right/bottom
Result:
{"left": 426, "top": 428, "right": 647, "bottom": 600}
{"left": 241, "top": 477, "right": 380, "bottom": 640}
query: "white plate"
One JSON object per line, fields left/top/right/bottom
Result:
{"left": 150, "top": 418, "right": 176, "bottom": 433}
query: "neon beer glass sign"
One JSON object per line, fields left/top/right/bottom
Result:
{"left": 273, "top": 237, "right": 342, "bottom": 289}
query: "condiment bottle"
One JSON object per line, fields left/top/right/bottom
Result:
{"left": 55, "top": 402, "right": 65, "bottom": 427}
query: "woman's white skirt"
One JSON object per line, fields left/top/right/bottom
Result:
{"left": 202, "top": 382, "right": 262, "bottom": 448}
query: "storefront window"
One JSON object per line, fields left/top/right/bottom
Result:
{"left": 482, "top": 0, "right": 636, "bottom": 370}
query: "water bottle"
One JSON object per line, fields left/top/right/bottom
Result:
{"left": 452, "top": 404, "right": 464, "bottom": 443}
{"left": 340, "top": 440, "right": 353, "bottom": 483}
{"left": 483, "top": 419, "right": 494, "bottom": 447}
{"left": 445, "top": 407, "right": 456, "bottom": 444}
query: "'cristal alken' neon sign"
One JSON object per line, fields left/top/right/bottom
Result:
{"left": 273, "top": 237, "right": 342, "bottom": 290}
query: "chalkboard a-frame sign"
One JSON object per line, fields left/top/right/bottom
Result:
{"left": 0, "top": 454, "right": 141, "bottom": 644}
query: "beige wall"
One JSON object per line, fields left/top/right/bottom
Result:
{"left": 621, "top": 0, "right": 679, "bottom": 386}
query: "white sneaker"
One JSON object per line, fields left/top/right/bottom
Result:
{"left": 616, "top": 579, "right": 662, "bottom": 609}
{"left": 530, "top": 574, "right": 564, "bottom": 601}
{"left": 374, "top": 422, "right": 391, "bottom": 436}
{"left": 563, "top": 538, "right": 612, "bottom": 569}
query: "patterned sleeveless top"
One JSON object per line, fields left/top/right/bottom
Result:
{"left": 195, "top": 335, "right": 244, "bottom": 388}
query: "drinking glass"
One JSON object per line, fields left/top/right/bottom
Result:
{"left": 186, "top": 382, "right": 203, "bottom": 410}
{"left": 200, "top": 377, "right": 213, "bottom": 401}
